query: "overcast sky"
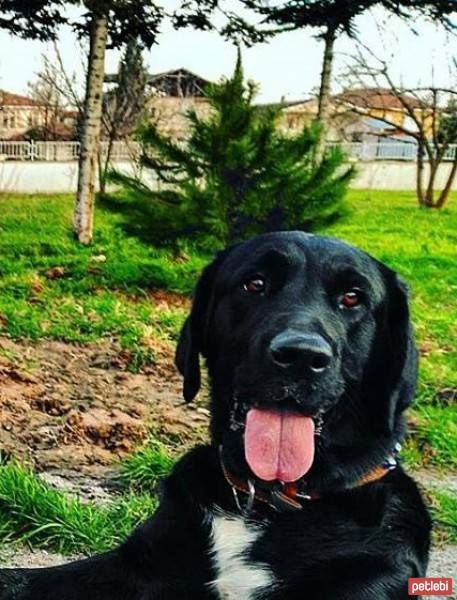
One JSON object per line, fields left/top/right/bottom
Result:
{"left": 0, "top": 5, "right": 455, "bottom": 104}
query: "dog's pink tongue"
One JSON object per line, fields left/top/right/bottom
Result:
{"left": 245, "top": 408, "right": 315, "bottom": 483}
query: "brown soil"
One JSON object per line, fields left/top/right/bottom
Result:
{"left": 0, "top": 335, "right": 209, "bottom": 476}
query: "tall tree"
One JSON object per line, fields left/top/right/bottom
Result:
{"left": 239, "top": 0, "right": 457, "bottom": 161}
{"left": 73, "top": 0, "right": 164, "bottom": 245}
{"left": 74, "top": 6, "right": 109, "bottom": 244}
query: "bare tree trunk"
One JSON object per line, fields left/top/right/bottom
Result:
{"left": 98, "top": 134, "right": 115, "bottom": 196}
{"left": 315, "top": 26, "right": 337, "bottom": 165}
{"left": 97, "top": 150, "right": 105, "bottom": 196}
{"left": 425, "top": 159, "right": 439, "bottom": 207}
{"left": 436, "top": 157, "right": 457, "bottom": 208}
{"left": 416, "top": 142, "right": 426, "bottom": 206}
{"left": 74, "top": 11, "right": 108, "bottom": 245}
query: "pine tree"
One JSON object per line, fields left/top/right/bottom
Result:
{"left": 112, "top": 53, "right": 354, "bottom": 248}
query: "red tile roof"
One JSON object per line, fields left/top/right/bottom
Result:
{"left": 0, "top": 90, "right": 42, "bottom": 108}
{"left": 338, "top": 88, "right": 425, "bottom": 111}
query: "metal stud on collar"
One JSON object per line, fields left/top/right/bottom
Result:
{"left": 231, "top": 485, "right": 243, "bottom": 512}
{"left": 230, "top": 478, "right": 256, "bottom": 514}
{"left": 295, "top": 492, "right": 312, "bottom": 501}
{"left": 245, "top": 479, "right": 256, "bottom": 514}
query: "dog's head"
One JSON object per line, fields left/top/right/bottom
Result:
{"left": 176, "top": 232, "right": 417, "bottom": 488}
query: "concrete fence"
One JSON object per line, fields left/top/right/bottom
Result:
{"left": 2, "top": 160, "right": 457, "bottom": 194}
{"left": 1, "top": 139, "right": 457, "bottom": 193}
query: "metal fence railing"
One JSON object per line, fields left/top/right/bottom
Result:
{"left": 0, "top": 140, "right": 139, "bottom": 162}
{"left": 333, "top": 141, "right": 457, "bottom": 162}
{"left": 0, "top": 139, "right": 456, "bottom": 163}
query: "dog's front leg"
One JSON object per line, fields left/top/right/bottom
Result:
{"left": 0, "top": 473, "right": 215, "bottom": 600}
{"left": 0, "top": 548, "right": 148, "bottom": 600}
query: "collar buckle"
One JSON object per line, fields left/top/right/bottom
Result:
{"left": 269, "top": 489, "right": 304, "bottom": 512}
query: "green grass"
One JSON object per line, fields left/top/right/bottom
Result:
{"left": 406, "top": 405, "right": 457, "bottom": 469}
{"left": 117, "top": 440, "right": 175, "bottom": 492}
{"left": 0, "top": 462, "right": 158, "bottom": 556}
{"left": 0, "top": 193, "right": 208, "bottom": 369}
{"left": 0, "top": 441, "right": 175, "bottom": 556}
{"left": 429, "top": 489, "right": 457, "bottom": 545}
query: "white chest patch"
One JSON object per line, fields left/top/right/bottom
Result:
{"left": 208, "top": 511, "right": 275, "bottom": 600}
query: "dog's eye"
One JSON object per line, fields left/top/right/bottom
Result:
{"left": 340, "top": 289, "right": 362, "bottom": 309}
{"left": 243, "top": 277, "right": 266, "bottom": 295}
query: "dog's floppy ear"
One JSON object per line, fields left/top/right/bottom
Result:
{"left": 175, "top": 250, "right": 229, "bottom": 403}
{"left": 373, "top": 268, "right": 418, "bottom": 434}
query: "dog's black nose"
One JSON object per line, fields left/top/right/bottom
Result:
{"left": 270, "top": 331, "right": 333, "bottom": 372}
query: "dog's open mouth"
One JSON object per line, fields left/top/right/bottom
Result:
{"left": 244, "top": 407, "right": 315, "bottom": 483}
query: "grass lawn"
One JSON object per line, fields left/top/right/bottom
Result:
{"left": 0, "top": 189, "right": 456, "bottom": 554}
{"left": 0, "top": 461, "right": 158, "bottom": 555}
{"left": 0, "top": 193, "right": 207, "bottom": 371}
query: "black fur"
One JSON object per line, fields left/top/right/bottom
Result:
{"left": 0, "top": 232, "right": 431, "bottom": 600}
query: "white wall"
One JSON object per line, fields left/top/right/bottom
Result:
{"left": 351, "top": 161, "right": 457, "bottom": 191}
{"left": 1, "top": 160, "right": 457, "bottom": 194}
{"left": 0, "top": 162, "right": 138, "bottom": 194}
{"left": 0, "top": 161, "right": 80, "bottom": 194}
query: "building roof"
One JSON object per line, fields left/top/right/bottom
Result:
{"left": 62, "top": 109, "right": 79, "bottom": 119}
{"left": 337, "top": 88, "right": 426, "bottom": 111}
{"left": 259, "top": 89, "right": 427, "bottom": 114}
{"left": 147, "top": 68, "right": 211, "bottom": 97}
{"left": 0, "top": 90, "right": 42, "bottom": 108}
{"left": 105, "top": 68, "right": 212, "bottom": 98}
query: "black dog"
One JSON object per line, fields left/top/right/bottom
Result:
{"left": 0, "top": 232, "right": 431, "bottom": 599}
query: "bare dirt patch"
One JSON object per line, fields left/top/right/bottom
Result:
{"left": 0, "top": 335, "right": 209, "bottom": 476}
{"left": 0, "top": 546, "right": 80, "bottom": 569}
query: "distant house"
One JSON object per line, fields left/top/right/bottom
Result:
{"left": 0, "top": 91, "right": 46, "bottom": 140}
{"left": 0, "top": 90, "right": 78, "bottom": 141}
{"left": 335, "top": 88, "right": 433, "bottom": 141}
{"left": 272, "top": 88, "right": 433, "bottom": 144}
{"left": 273, "top": 98, "right": 318, "bottom": 134}
{"left": 105, "top": 68, "right": 213, "bottom": 140}
{"left": 266, "top": 97, "right": 360, "bottom": 141}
